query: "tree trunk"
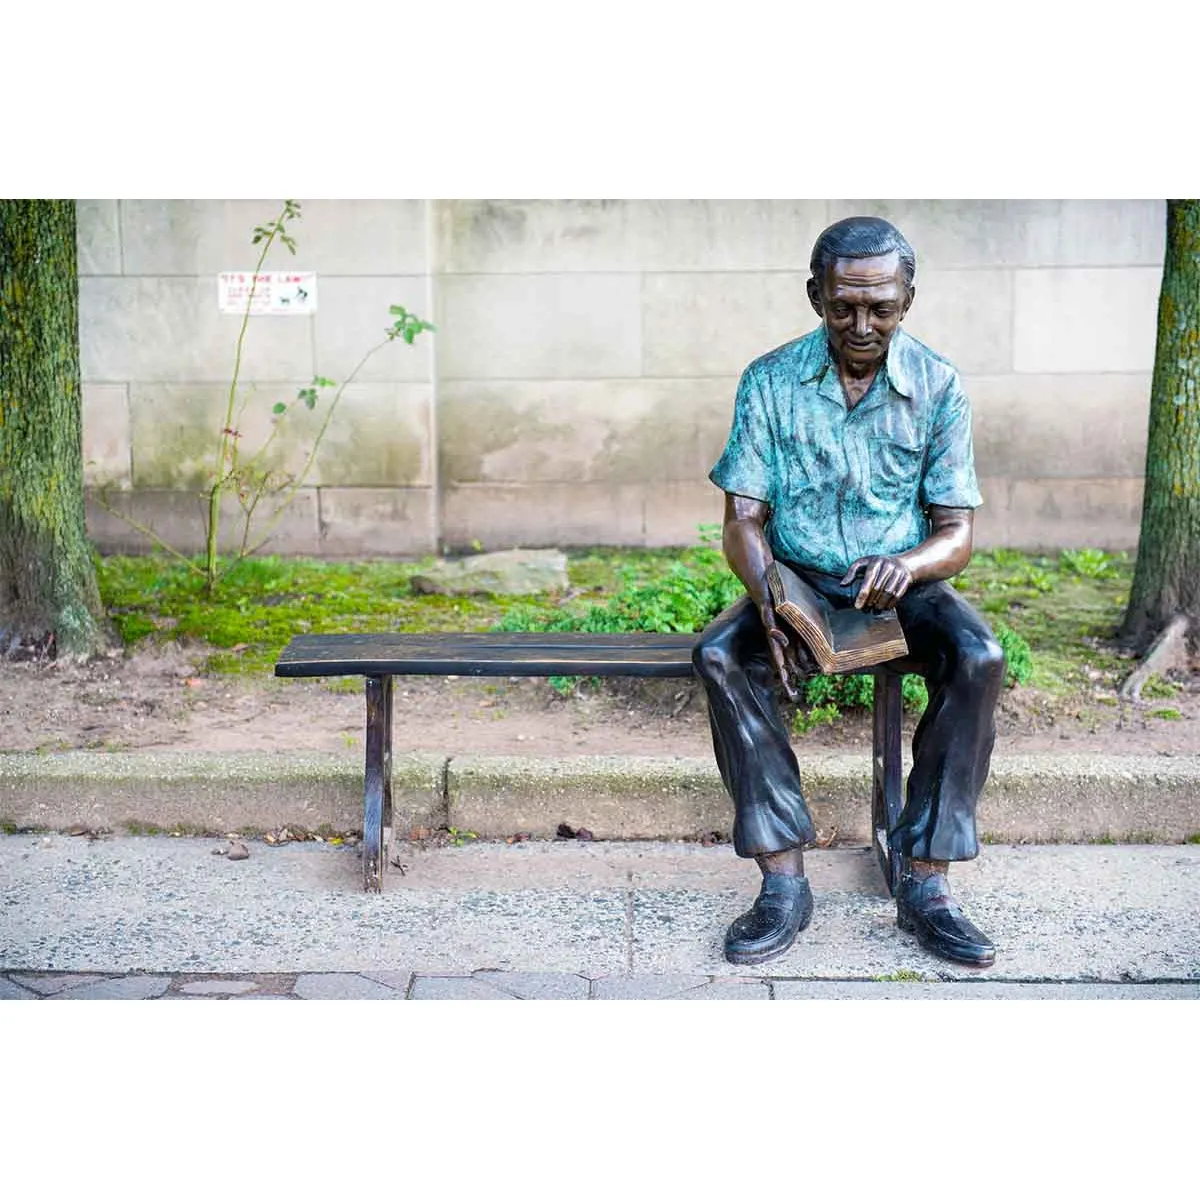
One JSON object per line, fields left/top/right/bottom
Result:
{"left": 1121, "top": 199, "right": 1200, "bottom": 652}
{"left": 0, "top": 199, "right": 113, "bottom": 658}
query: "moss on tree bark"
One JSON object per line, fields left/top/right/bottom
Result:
{"left": 1122, "top": 199, "right": 1200, "bottom": 652}
{"left": 0, "top": 199, "right": 113, "bottom": 658}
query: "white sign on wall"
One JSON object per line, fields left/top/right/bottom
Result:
{"left": 217, "top": 271, "right": 318, "bottom": 315}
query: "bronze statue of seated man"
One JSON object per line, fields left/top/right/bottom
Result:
{"left": 694, "top": 215, "right": 1005, "bottom": 968}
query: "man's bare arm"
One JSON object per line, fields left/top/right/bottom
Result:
{"left": 722, "top": 493, "right": 804, "bottom": 700}
{"left": 841, "top": 505, "right": 975, "bottom": 610}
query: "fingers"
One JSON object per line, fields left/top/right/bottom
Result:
{"left": 854, "top": 558, "right": 913, "bottom": 610}
{"left": 766, "top": 627, "right": 800, "bottom": 702}
{"left": 840, "top": 559, "right": 867, "bottom": 587}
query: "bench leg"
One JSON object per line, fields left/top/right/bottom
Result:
{"left": 363, "top": 674, "right": 394, "bottom": 893}
{"left": 871, "top": 669, "right": 905, "bottom": 897}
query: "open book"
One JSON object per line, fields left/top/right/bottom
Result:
{"left": 766, "top": 561, "right": 909, "bottom": 674}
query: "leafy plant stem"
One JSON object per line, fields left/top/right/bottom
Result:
{"left": 205, "top": 205, "right": 287, "bottom": 594}
{"left": 240, "top": 337, "right": 391, "bottom": 559}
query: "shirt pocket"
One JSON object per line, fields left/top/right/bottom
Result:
{"left": 867, "top": 436, "right": 924, "bottom": 504}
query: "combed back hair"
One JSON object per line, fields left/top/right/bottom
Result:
{"left": 809, "top": 216, "right": 916, "bottom": 290}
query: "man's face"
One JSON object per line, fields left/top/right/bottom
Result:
{"left": 807, "top": 251, "right": 913, "bottom": 373}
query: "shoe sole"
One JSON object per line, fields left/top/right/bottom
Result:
{"left": 724, "top": 908, "right": 813, "bottom": 967}
{"left": 896, "top": 911, "right": 996, "bottom": 968}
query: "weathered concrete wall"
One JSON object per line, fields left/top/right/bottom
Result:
{"left": 79, "top": 199, "right": 1165, "bottom": 556}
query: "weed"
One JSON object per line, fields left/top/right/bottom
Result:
{"left": 1185, "top": 833, "right": 1200, "bottom": 845}
{"left": 1148, "top": 707, "right": 1183, "bottom": 721}
{"left": 792, "top": 702, "right": 839, "bottom": 735}
{"left": 984, "top": 549, "right": 1031, "bottom": 571}
{"left": 323, "top": 677, "right": 363, "bottom": 696}
{"left": 445, "top": 826, "right": 479, "bottom": 848}
{"left": 872, "top": 969, "right": 927, "bottom": 983}
{"left": 1059, "top": 548, "right": 1116, "bottom": 579}
{"left": 123, "top": 820, "right": 166, "bottom": 836}
{"left": 994, "top": 624, "right": 1034, "bottom": 686}
{"left": 902, "top": 674, "right": 929, "bottom": 711}
{"left": 1012, "top": 566, "right": 1055, "bottom": 594}
{"left": 1141, "top": 674, "right": 1182, "bottom": 700}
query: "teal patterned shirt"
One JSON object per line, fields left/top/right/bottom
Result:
{"left": 710, "top": 326, "right": 983, "bottom": 577}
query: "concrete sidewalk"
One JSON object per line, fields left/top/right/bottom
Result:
{"left": 2, "top": 835, "right": 1197, "bottom": 998}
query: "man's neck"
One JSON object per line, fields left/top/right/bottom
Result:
{"left": 830, "top": 345, "right": 881, "bottom": 410}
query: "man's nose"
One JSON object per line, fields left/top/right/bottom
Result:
{"left": 853, "top": 308, "right": 871, "bottom": 337}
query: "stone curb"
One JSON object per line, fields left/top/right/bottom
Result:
{"left": 2, "top": 750, "right": 1199, "bottom": 844}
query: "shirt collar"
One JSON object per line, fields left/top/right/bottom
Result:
{"left": 799, "top": 327, "right": 924, "bottom": 401}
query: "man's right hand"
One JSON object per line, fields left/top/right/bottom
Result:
{"left": 758, "top": 583, "right": 805, "bottom": 703}
{"left": 721, "top": 493, "right": 811, "bottom": 702}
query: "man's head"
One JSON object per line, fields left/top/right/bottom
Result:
{"left": 807, "top": 216, "right": 916, "bottom": 374}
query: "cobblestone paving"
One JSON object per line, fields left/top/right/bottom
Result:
{"left": 3, "top": 971, "right": 1198, "bottom": 1000}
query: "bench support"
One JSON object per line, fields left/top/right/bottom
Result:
{"left": 871, "top": 669, "right": 905, "bottom": 896}
{"left": 363, "top": 674, "right": 394, "bottom": 893}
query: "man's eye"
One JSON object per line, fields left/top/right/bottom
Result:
{"left": 875, "top": 307, "right": 895, "bottom": 317}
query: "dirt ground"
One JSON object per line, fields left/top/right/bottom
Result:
{"left": 1, "top": 642, "right": 1197, "bottom": 759}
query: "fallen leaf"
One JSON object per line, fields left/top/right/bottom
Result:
{"left": 576, "top": 827, "right": 595, "bottom": 841}
{"left": 556, "top": 823, "right": 576, "bottom": 839}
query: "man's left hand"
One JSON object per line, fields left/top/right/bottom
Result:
{"left": 840, "top": 555, "right": 913, "bottom": 611}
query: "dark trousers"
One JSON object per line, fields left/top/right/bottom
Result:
{"left": 692, "top": 568, "right": 1005, "bottom": 862}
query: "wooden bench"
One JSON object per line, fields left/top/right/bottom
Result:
{"left": 274, "top": 631, "right": 906, "bottom": 895}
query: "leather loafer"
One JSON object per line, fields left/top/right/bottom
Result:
{"left": 724, "top": 873, "right": 813, "bottom": 966}
{"left": 896, "top": 872, "right": 995, "bottom": 968}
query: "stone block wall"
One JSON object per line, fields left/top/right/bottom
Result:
{"left": 79, "top": 199, "right": 1165, "bottom": 557}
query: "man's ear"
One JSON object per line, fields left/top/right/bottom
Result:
{"left": 806, "top": 277, "right": 823, "bottom": 317}
{"left": 900, "top": 286, "right": 916, "bottom": 321}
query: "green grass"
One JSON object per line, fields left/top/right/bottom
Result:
{"left": 952, "top": 548, "right": 1134, "bottom": 699}
{"left": 95, "top": 542, "right": 1140, "bottom": 723}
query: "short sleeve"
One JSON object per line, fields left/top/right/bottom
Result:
{"left": 709, "top": 368, "right": 774, "bottom": 502}
{"left": 920, "top": 375, "right": 983, "bottom": 509}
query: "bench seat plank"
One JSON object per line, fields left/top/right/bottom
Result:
{"left": 275, "top": 631, "right": 697, "bottom": 679}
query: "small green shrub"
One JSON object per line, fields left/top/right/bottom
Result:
{"left": 994, "top": 623, "right": 1034, "bottom": 686}
{"left": 902, "top": 675, "right": 928, "bottom": 711}
{"left": 792, "top": 702, "right": 839, "bottom": 734}
{"left": 802, "top": 671, "right": 875, "bottom": 711}
{"left": 496, "top": 528, "right": 741, "bottom": 636}
{"left": 1059, "top": 547, "right": 1116, "bottom": 579}
{"left": 1012, "top": 566, "right": 1055, "bottom": 594}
